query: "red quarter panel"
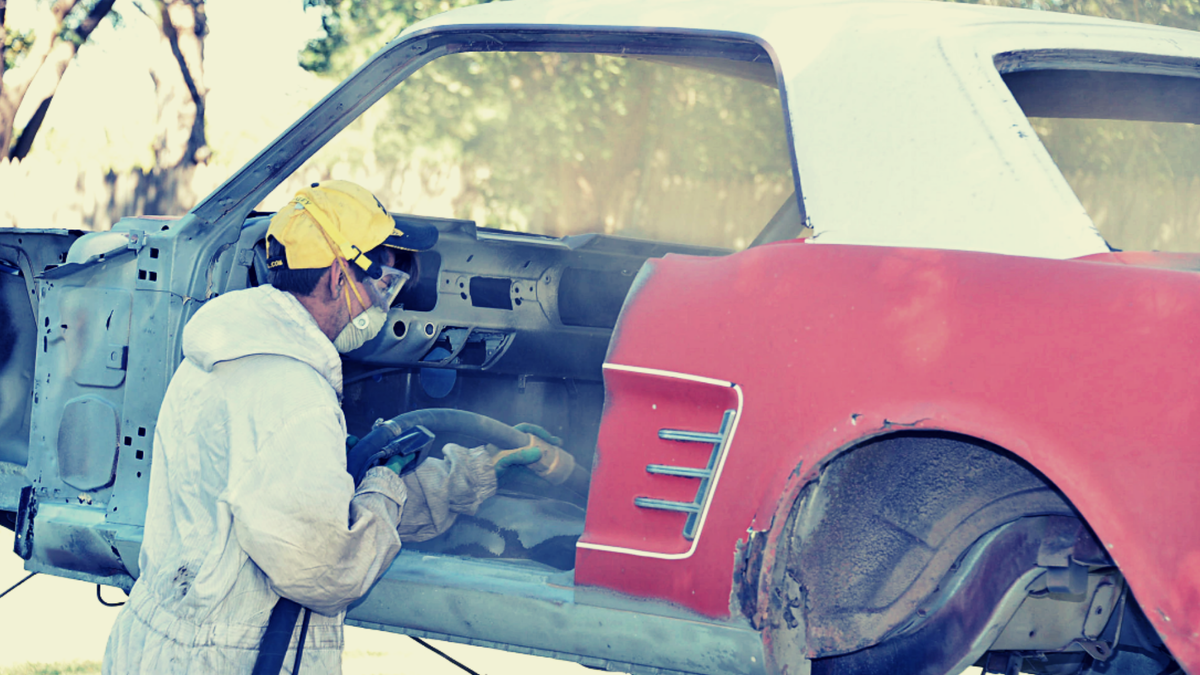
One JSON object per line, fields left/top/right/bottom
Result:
{"left": 577, "top": 241, "right": 1200, "bottom": 672}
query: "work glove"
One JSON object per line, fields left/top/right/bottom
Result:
{"left": 514, "top": 422, "right": 563, "bottom": 447}
{"left": 349, "top": 433, "right": 418, "bottom": 477}
{"left": 492, "top": 444, "right": 542, "bottom": 477}
{"left": 384, "top": 452, "right": 418, "bottom": 476}
{"left": 491, "top": 423, "right": 557, "bottom": 477}
{"left": 490, "top": 423, "right": 576, "bottom": 484}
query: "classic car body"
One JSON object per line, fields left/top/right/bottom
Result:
{"left": 2, "top": 0, "right": 1199, "bottom": 673}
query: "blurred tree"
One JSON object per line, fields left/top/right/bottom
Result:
{"left": 300, "top": 0, "right": 489, "bottom": 76}
{"left": 128, "top": 0, "right": 207, "bottom": 214}
{"left": 141, "top": 0, "right": 207, "bottom": 168}
{"left": 0, "top": 0, "right": 118, "bottom": 161}
{"left": 297, "top": 0, "right": 793, "bottom": 246}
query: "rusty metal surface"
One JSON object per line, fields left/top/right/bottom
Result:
{"left": 810, "top": 518, "right": 1049, "bottom": 675}
{"left": 758, "top": 483, "right": 812, "bottom": 675}
{"left": 786, "top": 434, "right": 1076, "bottom": 657}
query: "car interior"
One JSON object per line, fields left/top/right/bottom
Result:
{"left": 221, "top": 45, "right": 806, "bottom": 572}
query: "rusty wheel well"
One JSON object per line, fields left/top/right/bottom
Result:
{"left": 761, "top": 431, "right": 1083, "bottom": 661}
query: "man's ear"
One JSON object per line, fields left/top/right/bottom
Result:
{"left": 323, "top": 262, "right": 343, "bottom": 300}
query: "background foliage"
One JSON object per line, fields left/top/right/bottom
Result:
{"left": 294, "top": 1, "right": 792, "bottom": 248}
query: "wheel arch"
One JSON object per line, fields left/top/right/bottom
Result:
{"left": 740, "top": 430, "right": 1094, "bottom": 665}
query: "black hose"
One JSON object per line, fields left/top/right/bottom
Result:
{"left": 410, "top": 637, "right": 483, "bottom": 675}
{"left": 252, "top": 598, "right": 303, "bottom": 675}
{"left": 563, "top": 464, "right": 592, "bottom": 502}
{"left": 389, "top": 410, "right": 590, "bottom": 499}
{"left": 347, "top": 408, "right": 589, "bottom": 500}
{"left": 0, "top": 572, "right": 35, "bottom": 600}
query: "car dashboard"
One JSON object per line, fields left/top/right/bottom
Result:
{"left": 234, "top": 213, "right": 729, "bottom": 383}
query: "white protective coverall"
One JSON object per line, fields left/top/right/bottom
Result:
{"left": 103, "top": 284, "right": 497, "bottom": 674}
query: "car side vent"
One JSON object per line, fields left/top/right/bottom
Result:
{"left": 635, "top": 409, "right": 737, "bottom": 540}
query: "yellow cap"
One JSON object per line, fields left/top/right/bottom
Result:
{"left": 266, "top": 180, "right": 396, "bottom": 273}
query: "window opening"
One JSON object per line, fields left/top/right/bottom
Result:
{"left": 1004, "top": 66, "right": 1200, "bottom": 252}
{"left": 266, "top": 49, "right": 795, "bottom": 251}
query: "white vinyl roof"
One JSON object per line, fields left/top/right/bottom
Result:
{"left": 394, "top": 0, "right": 1200, "bottom": 259}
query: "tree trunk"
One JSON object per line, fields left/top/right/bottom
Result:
{"left": 7, "top": 0, "right": 116, "bottom": 160}
{"left": 1, "top": 2, "right": 8, "bottom": 102}
{"left": 142, "top": 0, "right": 208, "bottom": 215}
{"left": 0, "top": 0, "right": 83, "bottom": 160}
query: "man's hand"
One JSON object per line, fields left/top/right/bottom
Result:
{"left": 384, "top": 453, "right": 418, "bottom": 476}
{"left": 492, "top": 444, "right": 542, "bottom": 477}
{"left": 489, "top": 423, "right": 575, "bottom": 484}
{"left": 491, "top": 423, "right": 561, "bottom": 477}
{"left": 349, "top": 432, "right": 419, "bottom": 477}
{"left": 513, "top": 423, "right": 563, "bottom": 447}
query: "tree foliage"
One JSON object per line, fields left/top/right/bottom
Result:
{"left": 296, "top": 0, "right": 792, "bottom": 247}
{"left": 300, "top": 0, "right": 488, "bottom": 76}
{"left": 3, "top": 28, "right": 38, "bottom": 72}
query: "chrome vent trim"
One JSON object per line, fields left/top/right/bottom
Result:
{"left": 635, "top": 409, "right": 737, "bottom": 539}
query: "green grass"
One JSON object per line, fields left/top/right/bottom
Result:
{"left": 0, "top": 662, "right": 101, "bottom": 675}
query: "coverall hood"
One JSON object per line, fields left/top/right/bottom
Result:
{"left": 183, "top": 285, "right": 344, "bottom": 396}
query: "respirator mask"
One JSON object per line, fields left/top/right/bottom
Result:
{"left": 333, "top": 262, "right": 409, "bottom": 353}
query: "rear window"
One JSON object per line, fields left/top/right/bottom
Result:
{"left": 1003, "top": 67, "right": 1200, "bottom": 252}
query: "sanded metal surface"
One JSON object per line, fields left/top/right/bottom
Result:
{"left": 57, "top": 396, "right": 120, "bottom": 491}
{"left": 348, "top": 551, "right": 767, "bottom": 675}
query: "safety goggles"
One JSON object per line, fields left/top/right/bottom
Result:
{"left": 340, "top": 260, "right": 410, "bottom": 329}
{"left": 365, "top": 264, "right": 409, "bottom": 308}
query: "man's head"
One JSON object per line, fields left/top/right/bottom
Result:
{"left": 265, "top": 180, "right": 437, "bottom": 351}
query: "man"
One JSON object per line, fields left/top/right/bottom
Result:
{"left": 103, "top": 181, "right": 507, "bottom": 673}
